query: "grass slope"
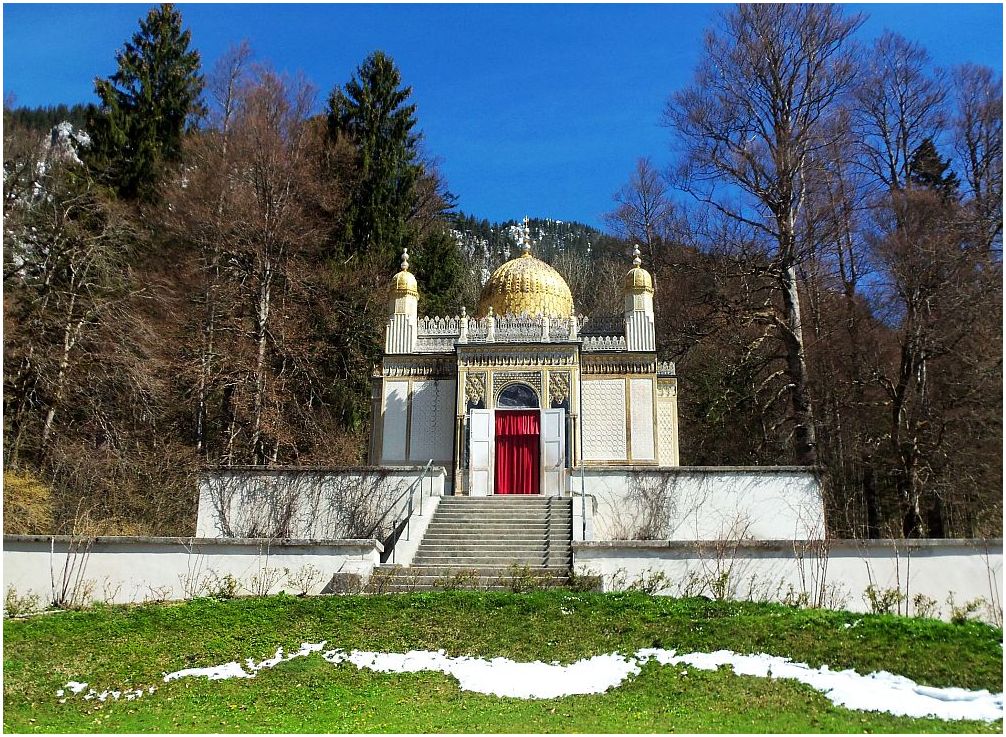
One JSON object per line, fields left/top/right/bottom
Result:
{"left": 3, "top": 591, "right": 1002, "bottom": 733}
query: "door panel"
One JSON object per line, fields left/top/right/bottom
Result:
{"left": 542, "top": 408, "right": 565, "bottom": 497}
{"left": 469, "top": 409, "right": 492, "bottom": 496}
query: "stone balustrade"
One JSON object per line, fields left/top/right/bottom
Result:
{"left": 412, "top": 313, "right": 627, "bottom": 353}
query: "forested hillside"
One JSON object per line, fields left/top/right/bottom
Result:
{"left": 3, "top": 4, "right": 1001, "bottom": 540}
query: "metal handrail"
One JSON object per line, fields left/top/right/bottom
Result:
{"left": 367, "top": 459, "right": 433, "bottom": 563}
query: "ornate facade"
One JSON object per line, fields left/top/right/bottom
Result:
{"left": 369, "top": 224, "right": 680, "bottom": 496}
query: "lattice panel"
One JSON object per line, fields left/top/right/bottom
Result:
{"left": 630, "top": 378, "right": 655, "bottom": 461}
{"left": 657, "top": 397, "right": 676, "bottom": 465}
{"left": 581, "top": 379, "right": 627, "bottom": 461}
{"left": 408, "top": 379, "right": 455, "bottom": 463}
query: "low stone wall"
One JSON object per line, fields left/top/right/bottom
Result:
{"left": 573, "top": 538, "right": 1004, "bottom": 623}
{"left": 196, "top": 465, "right": 446, "bottom": 539}
{"left": 572, "top": 466, "right": 824, "bottom": 541}
{"left": 3, "top": 535, "right": 383, "bottom": 609}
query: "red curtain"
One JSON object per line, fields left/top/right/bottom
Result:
{"left": 495, "top": 410, "right": 540, "bottom": 495}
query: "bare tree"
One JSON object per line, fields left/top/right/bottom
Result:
{"left": 852, "top": 32, "right": 948, "bottom": 193}
{"left": 951, "top": 63, "right": 1003, "bottom": 253}
{"left": 604, "top": 157, "right": 676, "bottom": 267}
{"left": 665, "top": 4, "right": 863, "bottom": 466}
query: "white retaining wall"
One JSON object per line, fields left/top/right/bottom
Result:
{"left": 574, "top": 538, "right": 1004, "bottom": 623}
{"left": 3, "top": 535, "right": 383, "bottom": 608}
{"left": 572, "top": 466, "right": 824, "bottom": 541}
{"left": 196, "top": 465, "right": 446, "bottom": 539}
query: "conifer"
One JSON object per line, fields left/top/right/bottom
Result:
{"left": 327, "top": 51, "right": 422, "bottom": 269}
{"left": 908, "top": 138, "right": 961, "bottom": 198}
{"left": 85, "top": 3, "right": 203, "bottom": 201}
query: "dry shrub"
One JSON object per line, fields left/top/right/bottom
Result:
{"left": 3, "top": 470, "right": 55, "bottom": 534}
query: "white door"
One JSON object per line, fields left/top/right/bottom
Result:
{"left": 469, "top": 409, "right": 493, "bottom": 496}
{"left": 541, "top": 409, "right": 565, "bottom": 497}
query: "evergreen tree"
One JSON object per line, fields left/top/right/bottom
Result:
{"left": 413, "top": 228, "right": 463, "bottom": 316}
{"left": 85, "top": 3, "right": 203, "bottom": 201}
{"left": 909, "top": 138, "right": 961, "bottom": 198}
{"left": 327, "top": 51, "right": 422, "bottom": 269}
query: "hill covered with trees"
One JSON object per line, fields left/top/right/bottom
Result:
{"left": 3, "top": 4, "right": 1001, "bottom": 541}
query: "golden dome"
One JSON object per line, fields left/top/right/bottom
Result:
{"left": 624, "top": 245, "right": 654, "bottom": 294}
{"left": 476, "top": 253, "right": 574, "bottom": 318}
{"left": 624, "top": 266, "right": 654, "bottom": 293}
{"left": 391, "top": 248, "right": 418, "bottom": 298}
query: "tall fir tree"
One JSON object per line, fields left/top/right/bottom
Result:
{"left": 85, "top": 3, "right": 203, "bottom": 201}
{"left": 413, "top": 228, "right": 463, "bottom": 316}
{"left": 327, "top": 51, "right": 422, "bottom": 270}
{"left": 909, "top": 138, "right": 961, "bottom": 198}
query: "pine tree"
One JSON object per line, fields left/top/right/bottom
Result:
{"left": 327, "top": 51, "right": 422, "bottom": 269}
{"left": 908, "top": 138, "right": 961, "bottom": 198}
{"left": 85, "top": 3, "right": 203, "bottom": 201}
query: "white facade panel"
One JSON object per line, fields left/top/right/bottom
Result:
{"left": 381, "top": 381, "right": 410, "bottom": 462}
{"left": 409, "top": 379, "right": 455, "bottom": 463}
{"left": 630, "top": 378, "right": 655, "bottom": 461}
{"left": 581, "top": 379, "right": 627, "bottom": 461}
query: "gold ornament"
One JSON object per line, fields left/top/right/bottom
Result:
{"left": 392, "top": 248, "right": 418, "bottom": 298}
{"left": 624, "top": 244, "right": 654, "bottom": 294}
{"left": 476, "top": 220, "right": 574, "bottom": 318}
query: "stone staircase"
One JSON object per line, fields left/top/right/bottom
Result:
{"left": 368, "top": 496, "right": 573, "bottom": 592}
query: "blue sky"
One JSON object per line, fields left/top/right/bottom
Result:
{"left": 3, "top": 3, "right": 1002, "bottom": 228}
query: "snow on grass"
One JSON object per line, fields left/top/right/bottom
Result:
{"left": 323, "top": 649, "right": 641, "bottom": 699}
{"left": 57, "top": 645, "right": 1003, "bottom": 722}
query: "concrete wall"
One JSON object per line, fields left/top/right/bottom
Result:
{"left": 572, "top": 466, "right": 824, "bottom": 542}
{"left": 574, "top": 538, "right": 1004, "bottom": 623}
{"left": 3, "top": 535, "right": 383, "bottom": 608}
{"left": 196, "top": 466, "right": 445, "bottom": 539}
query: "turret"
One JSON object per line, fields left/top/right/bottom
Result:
{"left": 385, "top": 248, "right": 419, "bottom": 354}
{"left": 623, "top": 245, "right": 655, "bottom": 351}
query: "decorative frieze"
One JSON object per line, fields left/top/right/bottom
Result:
{"left": 417, "top": 315, "right": 463, "bottom": 335}
{"left": 465, "top": 372, "right": 487, "bottom": 405}
{"left": 413, "top": 313, "right": 591, "bottom": 347}
{"left": 548, "top": 372, "right": 571, "bottom": 406}
{"left": 582, "top": 354, "right": 657, "bottom": 376}
{"left": 457, "top": 344, "right": 577, "bottom": 368}
{"left": 582, "top": 335, "right": 627, "bottom": 352}
{"left": 492, "top": 371, "right": 542, "bottom": 401}
{"left": 656, "top": 380, "right": 677, "bottom": 398}
{"left": 381, "top": 356, "right": 455, "bottom": 378}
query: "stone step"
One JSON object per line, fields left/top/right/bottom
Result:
{"left": 377, "top": 565, "right": 570, "bottom": 577}
{"left": 412, "top": 556, "right": 572, "bottom": 567}
{"left": 416, "top": 545, "right": 558, "bottom": 555}
{"left": 420, "top": 534, "right": 570, "bottom": 543}
{"left": 422, "top": 527, "right": 565, "bottom": 535}
{"left": 429, "top": 512, "right": 572, "bottom": 520}
{"left": 440, "top": 494, "right": 575, "bottom": 500}
{"left": 424, "top": 518, "right": 569, "bottom": 526}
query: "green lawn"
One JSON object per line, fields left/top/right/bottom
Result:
{"left": 3, "top": 591, "right": 1002, "bottom": 733}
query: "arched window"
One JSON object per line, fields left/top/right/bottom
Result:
{"left": 497, "top": 382, "right": 539, "bottom": 409}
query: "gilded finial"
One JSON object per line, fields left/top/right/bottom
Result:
{"left": 401, "top": 247, "right": 410, "bottom": 272}
{"left": 521, "top": 216, "right": 532, "bottom": 256}
{"left": 632, "top": 244, "right": 642, "bottom": 268}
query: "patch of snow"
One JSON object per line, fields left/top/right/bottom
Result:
{"left": 163, "top": 661, "right": 253, "bottom": 682}
{"left": 57, "top": 644, "right": 1004, "bottom": 723}
{"left": 636, "top": 648, "right": 1004, "bottom": 722}
{"left": 323, "top": 649, "right": 639, "bottom": 699}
